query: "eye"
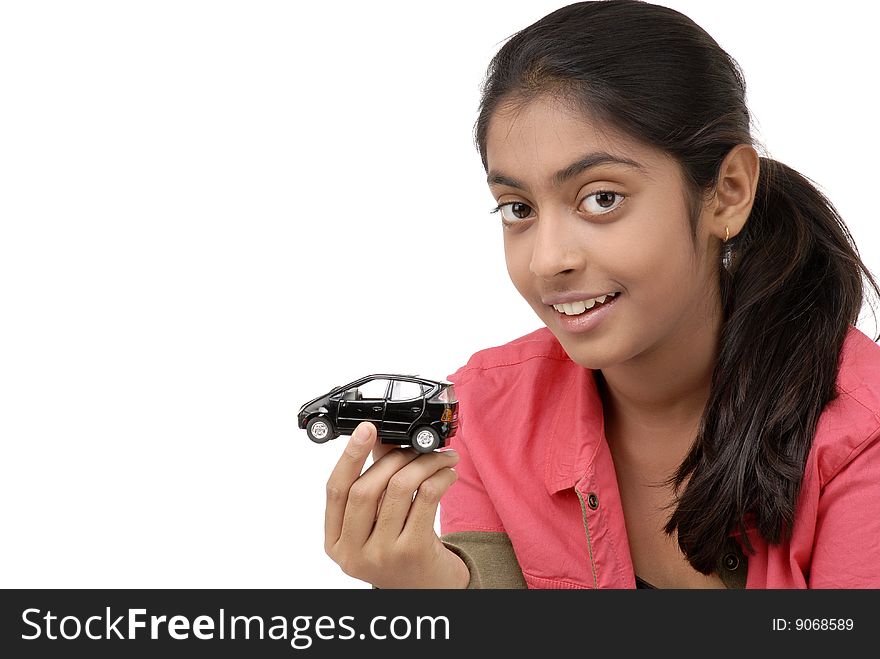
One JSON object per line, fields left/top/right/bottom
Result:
{"left": 580, "top": 190, "right": 626, "bottom": 215}
{"left": 490, "top": 201, "right": 535, "bottom": 225}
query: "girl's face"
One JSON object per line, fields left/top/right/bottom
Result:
{"left": 485, "top": 94, "right": 721, "bottom": 370}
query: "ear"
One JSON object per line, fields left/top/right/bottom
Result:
{"left": 710, "top": 144, "right": 760, "bottom": 241}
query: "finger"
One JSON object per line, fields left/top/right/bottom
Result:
{"left": 370, "top": 438, "right": 406, "bottom": 512}
{"left": 401, "top": 465, "right": 459, "bottom": 542}
{"left": 336, "top": 447, "right": 424, "bottom": 549}
{"left": 324, "top": 422, "right": 378, "bottom": 552}
{"left": 370, "top": 450, "right": 459, "bottom": 543}
{"left": 371, "top": 432, "right": 405, "bottom": 464}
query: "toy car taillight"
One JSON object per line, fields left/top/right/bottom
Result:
{"left": 441, "top": 408, "right": 453, "bottom": 422}
{"left": 432, "top": 384, "right": 457, "bottom": 404}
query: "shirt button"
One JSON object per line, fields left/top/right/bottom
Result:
{"left": 587, "top": 492, "right": 599, "bottom": 510}
{"left": 723, "top": 553, "right": 739, "bottom": 571}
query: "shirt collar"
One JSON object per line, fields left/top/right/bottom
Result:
{"left": 543, "top": 364, "right": 608, "bottom": 495}
{"left": 541, "top": 357, "right": 761, "bottom": 540}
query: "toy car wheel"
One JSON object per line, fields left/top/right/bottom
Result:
{"left": 411, "top": 426, "right": 440, "bottom": 453}
{"left": 306, "top": 417, "right": 335, "bottom": 443}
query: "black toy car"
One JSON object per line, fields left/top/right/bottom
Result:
{"left": 297, "top": 374, "right": 458, "bottom": 453}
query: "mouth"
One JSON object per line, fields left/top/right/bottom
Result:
{"left": 549, "top": 291, "right": 621, "bottom": 316}
{"left": 546, "top": 291, "right": 622, "bottom": 333}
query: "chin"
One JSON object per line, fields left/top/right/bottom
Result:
{"left": 561, "top": 341, "right": 616, "bottom": 370}
{"left": 530, "top": 298, "right": 633, "bottom": 370}
{"left": 537, "top": 325, "right": 604, "bottom": 370}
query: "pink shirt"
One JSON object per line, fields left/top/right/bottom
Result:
{"left": 439, "top": 325, "right": 880, "bottom": 588}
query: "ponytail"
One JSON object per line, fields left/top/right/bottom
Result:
{"left": 664, "top": 156, "right": 880, "bottom": 571}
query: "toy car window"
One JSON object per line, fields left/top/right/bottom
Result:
{"left": 357, "top": 378, "right": 390, "bottom": 400}
{"left": 389, "top": 380, "right": 422, "bottom": 401}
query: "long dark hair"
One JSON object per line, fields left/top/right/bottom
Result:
{"left": 474, "top": 0, "right": 880, "bottom": 573}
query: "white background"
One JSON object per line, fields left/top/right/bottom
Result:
{"left": 1, "top": 1, "right": 877, "bottom": 588}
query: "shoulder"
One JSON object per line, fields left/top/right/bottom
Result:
{"left": 445, "top": 328, "right": 593, "bottom": 449}
{"left": 812, "top": 325, "right": 880, "bottom": 486}
{"left": 835, "top": 325, "right": 880, "bottom": 404}
{"left": 447, "top": 327, "right": 572, "bottom": 384}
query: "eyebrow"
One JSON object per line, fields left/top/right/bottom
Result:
{"left": 486, "top": 151, "right": 647, "bottom": 193}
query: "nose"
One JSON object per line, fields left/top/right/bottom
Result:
{"left": 528, "top": 209, "right": 584, "bottom": 280}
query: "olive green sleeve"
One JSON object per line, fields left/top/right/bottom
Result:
{"left": 371, "top": 531, "right": 744, "bottom": 588}
{"left": 439, "top": 532, "right": 745, "bottom": 589}
{"left": 440, "top": 531, "right": 527, "bottom": 589}
{"left": 370, "top": 531, "right": 527, "bottom": 589}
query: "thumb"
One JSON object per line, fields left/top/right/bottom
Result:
{"left": 349, "top": 421, "right": 398, "bottom": 462}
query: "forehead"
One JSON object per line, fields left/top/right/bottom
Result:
{"left": 485, "top": 94, "right": 666, "bottom": 180}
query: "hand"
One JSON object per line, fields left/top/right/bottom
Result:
{"left": 324, "top": 421, "right": 470, "bottom": 588}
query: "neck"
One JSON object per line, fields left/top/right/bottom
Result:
{"left": 597, "top": 305, "right": 722, "bottom": 466}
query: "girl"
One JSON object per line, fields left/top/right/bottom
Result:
{"left": 322, "top": 0, "right": 880, "bottom": 588}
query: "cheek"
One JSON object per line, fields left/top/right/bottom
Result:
{"left": 503, "top": 235, "right": 531, "bottom": 294}
{"left": 614, "top": 212, "right": 692, "bottom": 287}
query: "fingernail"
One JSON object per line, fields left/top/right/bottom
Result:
{"left": 352, "top": 425, "right": 370, "bottom": 444}
{"left": 443, "top": 450, "right": 458, "bottom": 457}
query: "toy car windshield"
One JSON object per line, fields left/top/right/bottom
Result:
{"left": 297, "top": 374, "right": 458, "bottom": 453}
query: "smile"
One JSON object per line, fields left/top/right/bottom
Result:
{"left": 551, "top": 292, "right": 620, "bottom": 316}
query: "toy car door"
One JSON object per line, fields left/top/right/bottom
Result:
{"left": 382, "top": 379, "right": 427, "bottom": 439}
{"left": 334, "top": 377, "right": 390, "bottom": 434}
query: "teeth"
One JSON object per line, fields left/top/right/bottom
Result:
{"left": 552, "top": 291, "right": 618, "bottom": 315}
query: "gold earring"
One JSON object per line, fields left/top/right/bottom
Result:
{"left": 721, "top": 226, "right": 733, "bottom": 271}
